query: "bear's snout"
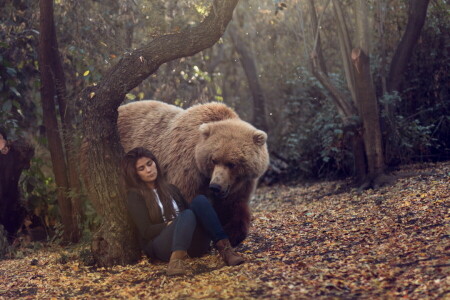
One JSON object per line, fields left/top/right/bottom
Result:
{"left": 209, "top": 182, "right": 230, "bottom": 198}
{"left": 210, "top": 165, "right": 232, "bottom": 198}
{"left": 209, "top": 183, "right": 222, "bottom": 194}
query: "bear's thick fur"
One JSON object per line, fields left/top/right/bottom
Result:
{"left": 118, "top": 100, "right": 269, "bottom": 246}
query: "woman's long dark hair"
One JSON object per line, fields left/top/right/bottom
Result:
{"left": 0, "top": 128, "right": 7, "bottom": 140}
{"left": 122, "top": 147, "right": 178, "bottom": 223}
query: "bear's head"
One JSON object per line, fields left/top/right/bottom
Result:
{"left": 195, "top": 119, "right": 269, "bottom": 199}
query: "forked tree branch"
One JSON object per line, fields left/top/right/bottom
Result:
{"left": 80, "top": 0, "right": 239, "bottom": 122}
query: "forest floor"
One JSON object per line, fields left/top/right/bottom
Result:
{"left": 0, "top": 161, "right": 449, "bottom": 299}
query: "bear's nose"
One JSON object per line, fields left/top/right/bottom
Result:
{"left": 209, "top": 183, "right": 222, "bottom": 194}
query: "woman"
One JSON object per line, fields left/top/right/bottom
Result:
{"left": 122, "top": 147, "right": 244, "bottom": 276}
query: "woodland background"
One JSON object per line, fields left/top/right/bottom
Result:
{"left": 0, "top": 0, "right": 449, "bottom": 298}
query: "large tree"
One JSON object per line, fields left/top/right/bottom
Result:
{"left": 78, "top": 0, "right": 240, "bottom": 267}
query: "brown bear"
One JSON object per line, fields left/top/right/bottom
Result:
{"left": 117, "top": 100, "right": 269, "bottom": 246}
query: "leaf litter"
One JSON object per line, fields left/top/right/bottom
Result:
{"left": 0, "top": 161, "right": 449, "bottom": 299}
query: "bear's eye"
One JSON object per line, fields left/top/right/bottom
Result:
{"left": 212, "top": 159, "right": 218, "bottom": 165}
{"left": 226, "top": 162, "right": 235, "bottom": 169}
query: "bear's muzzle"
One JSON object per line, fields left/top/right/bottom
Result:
{"left": 209, "top": 183, "right": 230, "bottom": 199}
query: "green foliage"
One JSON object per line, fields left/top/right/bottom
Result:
{"left": 401, "top": 3, "right": 450, "bottom": 160}
{"left": 20, "top": 156, "right": 100, "bottom": 243}
{"left": 20, "top": 157, "right": 59, "bottom": 236}
{"left": 380, "top": 92, "right": 443, "bottom": 165}
{"left": 381, "top": 3, "right": 450, "bottom": 164}
{"left": 0, "top": 0, "right": 62, "bottom": 241}
{"left": 0, "top": 0, "right": 39, "bottom": 138}
{"left": 277, "top": 67, "right": 353, "bottom": 179}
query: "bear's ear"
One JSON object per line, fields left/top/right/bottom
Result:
{"left": 253, "top": 130, "right": 267, "bottom": 146}
{"left": 199, "top": 123, "right": 211, "bottom": 139}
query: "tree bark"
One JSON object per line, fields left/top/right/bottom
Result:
{"left": 353, "top": 0, "right": 385, "bottom": 184}
{"left": 331, "top": 0, "right": 357, "bottom": 105}
{"left": 38, "top": 0, "right": 78, "bottom": 243}
{"left": 309, "top": 0, "right": 367, "bottom": 180}
{"left": 378, "top": 0, "right": 388, "bottom": 96}
{"left": 48, "top": 1, "right": 82, "bottom": 243}
{"left": 385, "top": 0, "right": 430, "bottom": 166}
{"left": 79, "top": 0, "right": 240, "bottom": 267}
{"left": 387, "top": 0, "right": 430, "bottom": 93}
{"left": 331, "top": 0, "right": 369, "bottom": 179}
{"left": 306, "top": 0, "right": 328, "bottom": 74}
{"left": 352, "top": 48, "right": 385, "bottom": 178}
{"left": 227, "top": 22, "right": 268, "bottom": 132}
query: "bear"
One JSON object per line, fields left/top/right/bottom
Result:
{"left": 117, "top": 100, "right": 269, "bottom": 246}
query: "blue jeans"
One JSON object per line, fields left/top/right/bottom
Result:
{"left": 190, "top": 195, "right": 228, "bottom": 243}
{"left": 152, "top": 195, "right": 228, "bottom": 261}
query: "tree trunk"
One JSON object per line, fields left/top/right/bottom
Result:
{"left": 353, "top": 0, "right": 386, "bottom": 185}
{"left": 38, "top": 0, "right": 78, "bottom": 243}
{"left": 227, "top": 22, "right": 269, "bottom": 132}
{"left": 306, "top": 0, "right": 327, "bottom": 74}
{"left": 309, "top": 0, "right": 366, "bottom": 180}
{"left": 48, "top": 1, "right": 82, "bottom": 242}
{"left": 80, "top": 135, "right": 140, "bottom": 266}
{"left": 387, "top": 0, "right": 430, "bottom": 93}
{"left": 311, "top": 63, "right": 366, "bottom": 180}
{"left": 331, "top": 0, "right": 357, "bottom": 106}
{"left": 331, "top": 0, "right": 372, "bottom": 181}
{"left": 385, "top": 0, "right": 430, "bottom": 165}
{"left": 377, "top": 0, "right": 389, "bottom": 96}
{"left": 78, "top": 0, "right": 240, "bottom": 267}
{"left": 352, "top": 48, "right": 385, "bottom": 179}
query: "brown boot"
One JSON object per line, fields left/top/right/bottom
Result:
{"left": 215, "top": 239, "right": 245, "bottom": 266}
{"left": 166, "top": 250, "right": 189, "bottom": 276}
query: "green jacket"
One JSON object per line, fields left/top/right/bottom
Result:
{"left": 126, "top": 185, "right": 187, "bottom": 258}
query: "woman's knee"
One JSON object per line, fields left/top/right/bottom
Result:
{"left": 190, "top": 195, "right": 210, "bottom": 210}
{"left": 178, "top": 208, "right": 196, "bottom": 223}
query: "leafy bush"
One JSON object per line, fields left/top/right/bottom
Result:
{"left": 0, "top": 1, "right": 40, "bottom": 137}
{"left": 20, "top": 157, "right": 59, "bottom": 239}
{"left": 276, "top": 67, "right": 353, "bottom": 179}
{"left": 380, "top": 92, "right": 445, "bottom": 165}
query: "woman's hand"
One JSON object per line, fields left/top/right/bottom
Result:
{"left": 166, "top": 221, "right": 173, "bottom": 226}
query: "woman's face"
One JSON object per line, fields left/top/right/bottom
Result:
{"left": 0, "top": 134, "right": 9, "bottom": 155}
{"left": 135, "top": 156, "right": 158, "bottom": 188}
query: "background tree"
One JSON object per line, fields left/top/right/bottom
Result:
{"left": 228, "top": 21, "right": 269, "bottom": 132}
{"left": 38, "top": 0, "right": 81, "bottom": 243}
{"left": 387, "top": 0, "right": 431, "bottom": 94}
{"left": 351, "top": 0, "right": 385, "bottom": 186}
{"left": 297, "top": 0, "right": 431, "bottom": 186}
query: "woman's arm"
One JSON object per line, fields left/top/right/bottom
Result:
{"left": 127, "top": 190, "right": 167, "bottom": 241}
